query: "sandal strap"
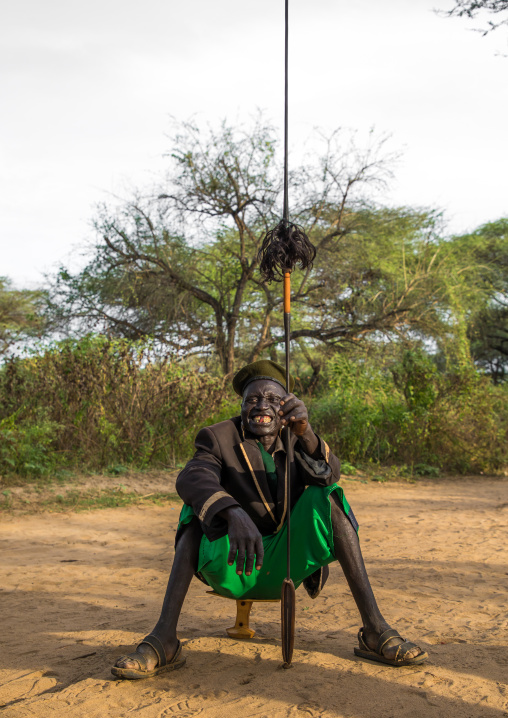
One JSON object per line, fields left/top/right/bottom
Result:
{"left": 376, "top": 628, "right": 404, "bottom": 655}
{"left": 139, "top": 634, "right": 167, "bottom": 668}
{"left": 357, "top": 628, "right": 370, "bottom": 652}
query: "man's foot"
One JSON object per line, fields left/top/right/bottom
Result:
{"left": 355, "top": 625, "right": 428, "bottom": 666}
{"left": 112, "top": 635, "right": 184, "bottom": 680}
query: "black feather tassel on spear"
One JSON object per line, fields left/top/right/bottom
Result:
{"left": 258, "top": 220, "right": 316, "bottom": 283}
{"left": 256, "top": 13, "right": 316, "bottom": 662}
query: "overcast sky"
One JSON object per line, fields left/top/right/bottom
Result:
{"left": 2, "top": 0, "right": 506, "bottom": 287}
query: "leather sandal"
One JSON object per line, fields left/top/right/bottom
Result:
{"left": 354, "top": 627, "right": 428, "bottom": 666}
{"left": 111, "top": 635, "right": 186, "bottom": 680}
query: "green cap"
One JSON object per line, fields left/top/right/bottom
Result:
{"left": 232, "top": 359, "right": 294, "bottom": 397}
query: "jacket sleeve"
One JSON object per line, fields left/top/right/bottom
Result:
{"left": 175, "top": 426, "right": 240, "bottom": 526}
{"left": 294, "top": 433, "right": 341, "bottom": 487}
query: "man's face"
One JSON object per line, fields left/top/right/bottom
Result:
{"left": 241, "top": 378, "right": 284, "bottom": 438}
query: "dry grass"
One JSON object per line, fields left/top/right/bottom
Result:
{"left": 0, "top": 468, "right": 181, "bottom": 516}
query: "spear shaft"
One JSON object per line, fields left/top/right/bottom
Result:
{"left": 283, "top": 0, "right": 289, "bottom": 225}
{"left": 281, "top": 269, "right": 295, "bottom": 669}
{"left": 280, "top": 0, "right": 296, "bottom": 670}
{"left": 258, "top": 0, "right": 315, "bottom": 667}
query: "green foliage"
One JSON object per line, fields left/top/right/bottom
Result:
{"left": 0, "top": 336, "right": 231, "bottom": 477}
{"left": 311, "top": 349, "right": 508, "bottom": 474}
{"left": 413, "top": 463, "right": 440, "bottom": 477}
{"left": 338, "top": 461, "right": 358, "bottom": 476}
{"left": 0, "top": 412, "right": 60, "bottom": 477}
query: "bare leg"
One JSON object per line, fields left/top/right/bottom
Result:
{"left": 330, "top": 495, "right": 421, "bottom": 660}
{"left": 114, "top": 519, "right": 202, "bottom": 671}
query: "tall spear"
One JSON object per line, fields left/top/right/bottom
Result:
{"left": 258, "top": 0, "right": 316, "bottom": 669}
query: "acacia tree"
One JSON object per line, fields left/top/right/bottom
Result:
{"left": 449, "top": 219, "right": 508, "bottom": 381}
{"left": 49, "top": 119, "right": 482, "bottom": 375}
{"left": 0, "top": 277, "right": 46, "bottom": 355}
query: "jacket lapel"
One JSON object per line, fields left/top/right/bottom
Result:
{"left": 238, "top": 438, "right": 278, "bottom": 524}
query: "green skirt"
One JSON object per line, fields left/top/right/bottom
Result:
{"left": 177, "top": 483, "right": 357, "bottom": 600}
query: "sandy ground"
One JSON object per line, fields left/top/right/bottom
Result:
{"left": 0, "top": 476, "right": 507, "bottom": 718}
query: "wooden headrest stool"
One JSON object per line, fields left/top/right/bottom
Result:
{"left": 207, "top": 591, "right": 280, "bottom": 639}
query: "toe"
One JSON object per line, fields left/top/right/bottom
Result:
{"left": 114, "top": 644, "right": 158, "bottom": 672}
{"left": 397, "top": 643, "right": 423, "bottom": 661}
{"left": 115, "top": 656, "right": 140, "bottom": 669}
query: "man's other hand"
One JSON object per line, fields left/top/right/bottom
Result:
{"left": 218, "top": 506, "right": 264, "bottom": 575}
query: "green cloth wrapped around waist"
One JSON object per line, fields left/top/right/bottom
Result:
{"left": 177, "top": 482, "right": 357, "bottom": 600}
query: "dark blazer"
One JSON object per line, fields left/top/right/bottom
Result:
{"left": 176, "top": 416, "right": 340, "bottom": 541}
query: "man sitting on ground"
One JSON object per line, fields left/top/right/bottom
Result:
{"left": 112, "top": 360, "right": 427, "bottom": 679}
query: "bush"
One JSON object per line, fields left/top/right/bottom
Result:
{"left": 0, "top": 336, "right": 233, "bottom": 477}
{"left": 310, "top": 350, "right": 508, "bottom": 474}
{"left": 0, "top": 411, "right": 60, "bottom": 477}
{"left": 2, "top": 338, "right": 506, "bottom": 479}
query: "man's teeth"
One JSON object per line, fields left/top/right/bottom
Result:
{"left": 253, "top": 416, "right": 271, "bottom": 424}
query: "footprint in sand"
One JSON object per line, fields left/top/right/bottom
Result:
{"left": 0, "top": 671, "right": 59, "bottom": 705}
{"left": 295, "top": 701, "right": 323, "bottom": 716}
{"left": 159, "top": 700, "right": 203, "bottom": 717}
